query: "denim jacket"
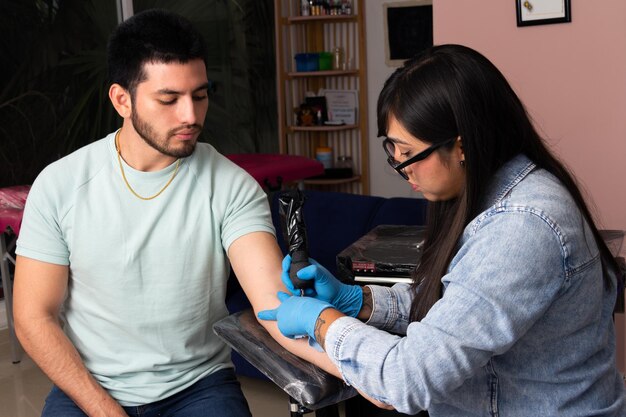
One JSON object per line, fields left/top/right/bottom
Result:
{"left": 325, "top": 154, "right": 625, "bottom": 416}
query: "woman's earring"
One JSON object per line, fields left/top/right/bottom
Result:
{"left": 460, "top": 160, "right": 465, "bottom": 167}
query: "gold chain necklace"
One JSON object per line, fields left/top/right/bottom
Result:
{"left": 115, "top": 130, "right": 181, "bottom": 201}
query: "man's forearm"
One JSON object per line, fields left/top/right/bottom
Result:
{"left": 260, "top": 286, "right": 373, "bottom": 373}
{"left": 258, "top": 318, "right": 343, "bottom": 378}
{"left": 16, "top": 318, "right": 127, "bottom": 417}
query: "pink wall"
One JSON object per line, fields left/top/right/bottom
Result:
{"left": 433, "top": 0, "right": 626, "bottom": 372}
{"left": 433, "top": 0, "right": 626, "bottom": 237}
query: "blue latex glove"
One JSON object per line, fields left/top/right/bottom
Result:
{"left": 281, "top": 255, "right": 363, "bottom": 317}
{"left": 257, "top": 292, "right": 333, "bottom": 341}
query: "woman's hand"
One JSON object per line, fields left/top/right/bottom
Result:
{"left": 257, "top": 292, "right": 333, "bottom": 341}
{"left": 281, "top": 255, "right": 363, "bottom": 317}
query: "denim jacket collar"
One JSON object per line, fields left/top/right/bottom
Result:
{"left": 481, "top": 154, "right": 536, "bottom": 211}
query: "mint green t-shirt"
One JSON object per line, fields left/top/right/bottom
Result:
{"left": 16, "top": 131, "right": 275, "bottom": 405}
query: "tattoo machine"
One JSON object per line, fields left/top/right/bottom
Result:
{"left": 278, "top": 189, "right": 313, "bottom": 295}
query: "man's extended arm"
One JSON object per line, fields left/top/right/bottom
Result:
{"left": 227, "top": 231, "right": 342, "bottom": 378}
{"left": 229, "top": 233, "right": 393, "bottom": 409}
{"left": 13, "top": 256, "right": 128, "bottom": 417}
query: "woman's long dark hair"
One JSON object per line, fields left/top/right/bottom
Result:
{"left": 377, "top": 44, "right": 618, "bottom": 322}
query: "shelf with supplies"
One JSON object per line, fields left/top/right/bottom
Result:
{"left": 287, "top": 14, "right": 358, "bottom": 24}
{"left": 287, "top": 69, "right": 358, "bottom": 78}
{"left": 289, "top": 124, "right": 357, "bottom": 132}
{"left": 275, "top": 0, "right": 369, "bottom": 195}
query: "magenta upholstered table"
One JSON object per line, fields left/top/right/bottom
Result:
{"left": 0, "top": 185, "right": 30, "bottom": 363}
{"left": 227, "top": 153, "right": 324, "bottom": 191}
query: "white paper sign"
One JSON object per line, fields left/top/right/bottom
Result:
{"left": 320, "top": 89, "right": 358, "bottom": 124}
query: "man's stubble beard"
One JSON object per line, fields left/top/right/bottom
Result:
{"left": 131, "top": 110, "right": 200, "bottom": 158}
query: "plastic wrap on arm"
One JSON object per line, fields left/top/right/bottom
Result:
{"left": 213, "top": 309, "right": 356, "bottom": 410}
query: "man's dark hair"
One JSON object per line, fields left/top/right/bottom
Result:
{"left": 106, "top": 9, "right": 208, "bottom": 96}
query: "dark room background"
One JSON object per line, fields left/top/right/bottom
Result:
{"left": 0, "top": 0, "right": 277, "bottom": 187}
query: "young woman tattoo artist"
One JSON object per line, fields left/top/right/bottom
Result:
{"left": 259, "top": 44, "right": 625, "bottom": 416}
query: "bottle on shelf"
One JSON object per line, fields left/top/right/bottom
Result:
{"left": 333, "top": 46, "right": 344, "bottom": 71}
{"left": 341, "top": 0, "right": 352, "bottom": 15}
{"left": 315, "top": 147, "right": 333, "bottom": 169}
{"left": 301, "top": 0, "right": 310, "bottom": 16}
{"left": 336, "top": 155, "right": 352, "bottom": 169}
{"left": 311, "top": 0, "right": 322, "bottom": 16}
{"left": 331, "top": 155, "right": 354, "bottom": 178}
{"left": 322, "top": 1, "right": 330, "bottom": 15}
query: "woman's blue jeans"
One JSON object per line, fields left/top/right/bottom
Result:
{"left": 41, "top": 368, "right": 252, "bottom": 417}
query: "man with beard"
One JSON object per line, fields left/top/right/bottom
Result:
{"left": 12, "top": 9, "right": 299, "bottom": 417}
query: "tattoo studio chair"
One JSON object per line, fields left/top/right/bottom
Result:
{"left": 218, "top": 190, "right": 429, "bottom": 416}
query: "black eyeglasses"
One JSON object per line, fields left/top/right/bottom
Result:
{"left": 382, "top": 136, "right": 457, "bottom": 180}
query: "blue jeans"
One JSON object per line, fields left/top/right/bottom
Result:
{"left": 41, "top": 368, "right": 252, "bottom": 417}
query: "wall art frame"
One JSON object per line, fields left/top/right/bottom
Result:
{"left": 516, "top": 0, "right": 571, "bottom": 27}
{"left": 383, "top": 0, "right": 433, "bottom": 67}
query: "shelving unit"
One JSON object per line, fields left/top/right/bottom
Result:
{"left": 274, "top": 0, "right": 369, "bottom": 194}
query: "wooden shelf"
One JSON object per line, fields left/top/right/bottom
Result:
{"left": 303, "top": 175, "right": 361, "bottom": 186}
{"left": 289, "top": 124, "right": 357, "bottom": 132}
{"left": 275, "top": 0, "right": 369, "bottom": 195}
{"left": 287, "top": 70, "right": 358, "bottom": 78}
{"left": 287, "top": 15, "right": 358, "bottom": 24}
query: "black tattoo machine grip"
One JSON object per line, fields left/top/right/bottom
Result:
{"left": 278, "top": 189, "right": 313, "bottom": 290}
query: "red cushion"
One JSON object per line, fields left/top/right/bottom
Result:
{"left": 227, "top": 154, "right": 323, "bottom": 187}
{"left": 0, "top": 185, "right": 30, "bottom": 235}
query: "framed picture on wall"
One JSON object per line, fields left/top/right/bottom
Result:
{"left": 516, "top": 0, "right": 571, "bottom": 27}
{"left": 383, "top": 0, "right": 433, "bottom": 67}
